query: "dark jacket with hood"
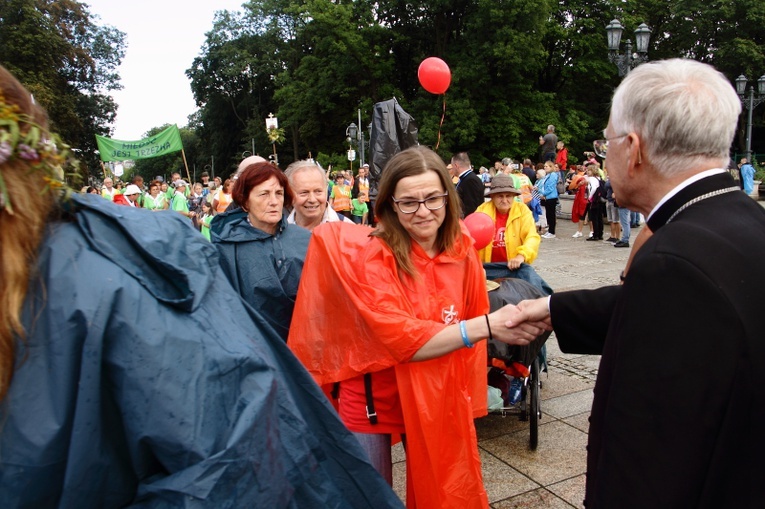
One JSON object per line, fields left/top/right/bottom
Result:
{"left": 0, "top": 194, "right": 402, "bottom": 509}
{"left": 211, "top": 208, "right": 310, "bottom": 342}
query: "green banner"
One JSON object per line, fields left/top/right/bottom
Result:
{"left": 96, "top": 125, "right": 183, "bottom": 161}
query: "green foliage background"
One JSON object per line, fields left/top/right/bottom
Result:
{"left": 2, "top": 0, "right": 765, "bottom": 181}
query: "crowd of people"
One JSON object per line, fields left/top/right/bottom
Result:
{"left": 3, "top": 56, "right": 765, "bottom": 509}
{"left": 84, "top": 125, "right": 761, "bottom": 258}
{"left": 464, "top": 140, "right": 650, "bottom": 248}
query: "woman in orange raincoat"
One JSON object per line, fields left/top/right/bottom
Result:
{"left": 289, "top": 146, "right": 546, "bottom": 509}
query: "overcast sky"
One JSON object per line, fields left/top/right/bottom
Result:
{"left": 86, "top": 0, "right": 246, "bottom": 140}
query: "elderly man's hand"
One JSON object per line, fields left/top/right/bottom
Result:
{"left": 489, "top": 302, "right": 551, "bottom": 346}
{"left": 511, "top": 298, "right": 552, "bottom": 326}
{"left": 494, "top": 297, "right": 553, "bottom": 344}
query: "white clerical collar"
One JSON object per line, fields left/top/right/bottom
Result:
{"left": 646, "top": 168, "right": 726, "bottom": 222}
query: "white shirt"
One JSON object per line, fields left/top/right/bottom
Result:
{"left": 287, "top": 206, "right": 354, "bottom": 227}
{"left": 646, "top": 169, "right": 726, "bottom": 222}
{"left": 586, "top": 176, "right": 600, "bottom": 200}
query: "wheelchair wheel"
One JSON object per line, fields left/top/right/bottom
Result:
{"left": 529, "top": 358, "right": 541, "bottom": 450}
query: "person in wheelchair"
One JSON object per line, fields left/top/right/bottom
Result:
{"left": 475, "top": 173, "right": 541, "bottom": 270}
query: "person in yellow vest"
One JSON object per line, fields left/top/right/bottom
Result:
{"left": 475, "top": 173, "right": 540, "bottom": 270}
{"left": 329, "top": 173, "right": 352, "bottom": 219}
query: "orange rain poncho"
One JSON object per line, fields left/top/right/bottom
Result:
{"left": 289, "top": 221, "right": 490, "bottom": 509}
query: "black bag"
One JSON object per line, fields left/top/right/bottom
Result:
{"left": 487, "top": 278, "right": 552, "bottom": 367}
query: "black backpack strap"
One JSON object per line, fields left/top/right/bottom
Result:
{"left": 330, "top": 382, "right": 340, "bottom": 400}
{"left": 364, "top": 373, "right": 378, "bottom": 425}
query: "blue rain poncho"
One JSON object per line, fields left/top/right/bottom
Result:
{"left": 0, "top": 194, "right": 402, "bottom": 509}
{"left": 210, "top": 208, "right": 310, "bottom": 342}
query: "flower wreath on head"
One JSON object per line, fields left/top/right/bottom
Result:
{"left": 0, "top": 90, "right": 78, "bottom": 215}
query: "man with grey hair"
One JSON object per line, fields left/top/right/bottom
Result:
{"left": 285, "top": 160, "right": 353, "bottom": 231}
{"left": 538, "top": 124, "right": 557, "bottom": 162}
{"left": 512, "top": 59, "right": 765, "bottom": 506}
{"left": 500, "top": 157, "right": 514, "bottom": 175}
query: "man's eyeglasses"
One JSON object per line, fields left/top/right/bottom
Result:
{"left": 392, "top": 193, "right": 448, "bottom": 214}
{"left": 593, "top": 134, "right": 628, "bottom": 158}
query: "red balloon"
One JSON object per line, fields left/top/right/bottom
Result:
{"left": 463, "top": 212, "right": 494, "bottom": 250}
{"left": 418, "top": 57, "right": 452, "bottom": 94}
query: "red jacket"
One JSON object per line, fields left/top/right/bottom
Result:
{"left": 556, "top": 147, "right": 568, "bottom": 171}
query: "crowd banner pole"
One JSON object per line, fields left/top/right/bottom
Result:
{"left": 181, "top": 149, "right": 191, "bottom": 183}
{"left": 100, "top": 161, "right": 111, "bottom": 178}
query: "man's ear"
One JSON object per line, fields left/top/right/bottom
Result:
{"left": 626, "top": 133, "right": 643, "bottom": 178}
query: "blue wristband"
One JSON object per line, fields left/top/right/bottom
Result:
{"left": 459, "top": 320, "right": 474, "bottom": 348}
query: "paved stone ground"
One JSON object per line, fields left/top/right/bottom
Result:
{"left": 391, "top": 214, "right": 644, "bottom": 508}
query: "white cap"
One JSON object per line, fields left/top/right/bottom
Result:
{"left": 124, "top": 184, "right": 142, "bottom": 195}
{"left": 173, "top": 179, "right": 189, "bottom": 187}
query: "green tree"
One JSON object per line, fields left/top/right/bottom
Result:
{"left": 187, "top": 8, "right": 285, "bottom": 178}
{"left": 618, "top": 0, "right": 765, "bottom": 154}
{"left": 0, "top": 0, "right": 125, "bottom": 180}
{"left": 185, "top": 0, "right": 765, "bottom": 170}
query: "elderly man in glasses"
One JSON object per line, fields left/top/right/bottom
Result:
{"left": 512, "top": 59, "right": 765, "bottom": 507}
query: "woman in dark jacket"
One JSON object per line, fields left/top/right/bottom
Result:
{"left": 211, "top": 162, "right": 310, "bottom": 341}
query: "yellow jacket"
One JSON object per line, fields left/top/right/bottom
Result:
{"left": 476, "top": 200, "right": 540, "bottom": 264}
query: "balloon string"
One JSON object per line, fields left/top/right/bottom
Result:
{"left": 435, "top": 95, "right": 446, "bottom": 151}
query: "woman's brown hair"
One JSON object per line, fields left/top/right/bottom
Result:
{"left": 232, "top": 162, "right": 293, "bottom": 210}
{"left": 372, "top": 146, "right": 461, "bottom": 278}
{"left": 0, "top": 65, "right": 56, "bottom": 400}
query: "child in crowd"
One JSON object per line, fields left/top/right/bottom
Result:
{"left": 188, "top": 182, "right": 206, "bottom": 228}
{"left": 351, "top": 191, "right": 369, "bottom": 225}
{"left": 199, "top": 199, "right": 215, "bottom": 241}
{"left": 533, "top": 169, "right": 547, "bottom": 233}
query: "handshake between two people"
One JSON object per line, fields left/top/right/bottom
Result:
{"left": 490, "top": 297, "right": 552, "bottom": 346}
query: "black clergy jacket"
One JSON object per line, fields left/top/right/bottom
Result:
{"left": 550, "top": 171, "right": 765, "bottom": 508}
{"left": 457, "top": 169, "right": 485, "bottom": 217}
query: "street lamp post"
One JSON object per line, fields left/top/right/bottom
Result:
{"left": 343, "top": 109, "right": 368, "bottom": 170}
{"left": 735, "top": 73, "right": 765, "bottom": 163}
{"left": 606, "top": 19, "right": 651, "bottom": 77}
{"left": 357, "top": 109, "right": 365, "bottom": 166}
{"left": 345, "top": 122, "right": 357, "bottom": 172}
